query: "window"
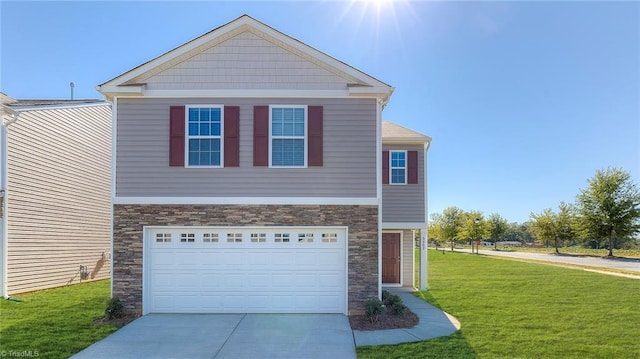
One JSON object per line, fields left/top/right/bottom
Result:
{"left": 227, "top": 233, "right": 243, "bottom": 243}
{"left": 390, "top": 150, "right": 407, "bottom": 185}
{"left": 180, "top": 233, "right": 195, "bottom": 243}
{"left": 270, "top": 106, "right": 306, "bottom": 167}
{"left": 250, "top": 233, "right": 266, "bottom": 243}
{"left": 274, "top": 233, "right": 290, "bottom": 243}
{"left": 298, "top": 233, "right": 314, "bottom": 243}
{"left": 321, "top": 233, "right": 338, "bottom": 243}
{"left": 187, "top": 106, "right": 223, "bottom": 167}
{"left": 203, "top": 233, "right": 219, "bottom": 243}
{"left": 156, "top": 233, "right": 171, "bottom": 243}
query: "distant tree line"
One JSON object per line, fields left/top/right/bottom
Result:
{"left": 429, "top": 167, "right": 640, "bottom": 256}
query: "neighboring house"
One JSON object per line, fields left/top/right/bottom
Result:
{"left": 0, "top": 93, "right": 112, "bottom": 297}
{"left": 98, "top": 15, "right": 431, "bottom": 315}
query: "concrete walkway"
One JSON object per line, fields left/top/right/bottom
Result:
{"left": 353, "top": 288, "right": 460, "bottom": 347}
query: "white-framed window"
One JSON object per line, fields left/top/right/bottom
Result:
{"left": 186, "top": 106, "right": 223, "bottom": 167}
{"left": 321, "top": 233, "right": 338, "bottom": 243}
{"left": 155, "top": 233, "right": 172, "bottom": 243}
{"left": 227, "top": 233, "right": 243, "bottom": 243}
{"left": 390, "top": 150, "right": 407, "bottom": 185}
{"left": 298, "top": 233, "right": 314, "bottom": 243}
{"left": 250, "top": 233, "right": 267, "bottom": 243}
{"left": 269, "top": 105, "right": 307, "bottom": 167}
{"left": 203, "top": 233, "right": 219, "bottom": 243}
{"left": 274, "top": 233, "right": 291, "bottom": 243}
{"left": 180, "top": 233, "right": 195, "bottom": 243}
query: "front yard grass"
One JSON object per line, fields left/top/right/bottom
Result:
{"left": 358, "top": 250, "right": 640, "bottom": 358}
{"left": 0, "top": 279, "right": 117, "bottom": 358}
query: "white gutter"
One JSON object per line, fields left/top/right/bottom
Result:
{"left": 0, "top": 105, "right": 19, "bottom": 298}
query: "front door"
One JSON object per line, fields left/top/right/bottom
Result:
{"left": 382, "top": 233, "right": 401, "bottom": 284}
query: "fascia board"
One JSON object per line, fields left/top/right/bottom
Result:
{"left": 383, "top": 137, "right": 432, "bottom": 145}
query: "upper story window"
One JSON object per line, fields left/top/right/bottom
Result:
{"left": 390, "top": 150, "right": 407, "bottom": 185}
{"left": 187, "top": 106, "right": 223, "bottom": 167}
{"left": 270, "top": 106, "right": 306, "bottom": 167}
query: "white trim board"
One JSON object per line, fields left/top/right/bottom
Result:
{"left": 113, "top": 196, "right": 378, "bottom": 206}
{"left": 382, "top": 222, "right": 428, "bottom": 229}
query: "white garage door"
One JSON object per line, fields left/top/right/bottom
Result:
{"left": 144, "top": 226, "right": 347, "bottom": 314}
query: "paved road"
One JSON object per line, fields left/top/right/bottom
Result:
{"left": 454, "top": 249, "right": 640, "bottom": 275}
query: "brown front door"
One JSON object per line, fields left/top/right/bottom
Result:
{"left": 382, "top": 233, "right": 401, "bottom": 284}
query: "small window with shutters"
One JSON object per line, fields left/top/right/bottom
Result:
{"left": 186, "top": 106, "right": 223, "bottom": 167}
{"left": 390, "top": 150, "right": 407, "bottom": 185}
{"left": 253, "top": 105, "right": 322, "bottom": 167}
{"left": 270, "top": 105, "right": 306, "bottom": 167}
{"left": 383, "top": 150, "right": 419, "bottom": 185}
{"left": 169, "top": 105, "right": 239, "bottom": 168}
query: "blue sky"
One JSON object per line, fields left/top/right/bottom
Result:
{"left": 1, "top": 1, "right": 638, "bottom": 223}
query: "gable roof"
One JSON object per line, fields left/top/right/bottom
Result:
{"left": 98, "top": 15, "right": 394, "bottom": 102}
{"left": 382, "top": 121, "right": 432, "bottom": 145}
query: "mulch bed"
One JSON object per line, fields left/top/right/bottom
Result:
{"left": 349, "top": 309, "right": 419, "bottom": 331}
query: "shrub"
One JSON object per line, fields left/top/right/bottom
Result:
{"left": 391, "top": 301, "right": 408, "bottom": 315}
{"left": 105, "top": 297, "right": 124, "bottom": 319}
{"left": 363, "top": 298, "right": 386, "bottom": 323}
{"left": 382, "top": 290, "right": 408, "bottom": 315}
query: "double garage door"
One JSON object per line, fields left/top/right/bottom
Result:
{"left": 144, "top": 226, "right": 347, "bottom": 314}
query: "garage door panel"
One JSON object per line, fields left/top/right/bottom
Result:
{"left": 146, "top": 226, "right": 346, "bottom": 314}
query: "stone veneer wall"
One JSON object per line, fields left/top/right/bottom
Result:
{"left": 113, "top": 204, "right": 378, "bottom": 315}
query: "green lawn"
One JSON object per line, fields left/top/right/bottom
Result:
{"left": 358, "top": 250, "right": 640, "bottom": 359}
{"left": 0, "top": 279, "right": 118, "bottom": 358}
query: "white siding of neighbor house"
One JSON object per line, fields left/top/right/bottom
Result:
{"left": 381, "top": 144, "right": 425, "bottom": 223}
{"left": 6, "top": 105, "right": 111, "bottom": 295}
{"left": 144, "top": 31, "right": 350, "bottom": 91}
{"left": 115, "top": 97, "right": 377, "bottom": 198}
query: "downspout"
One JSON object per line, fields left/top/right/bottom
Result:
{"left": 376, "top": 98, "right": 383, "bottom": 300}
{"left": 420, "top": 139, "right": 432, "bottom": 291}
{"left": 1, "top": 105, "right": 20, "bottom": 298}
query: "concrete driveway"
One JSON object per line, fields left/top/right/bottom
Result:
{"left": 72, "top": 314, "right": 356, "bottom": 359}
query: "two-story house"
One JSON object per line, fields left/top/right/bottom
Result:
{"left": 98, "top": 15, "right": 430, "bottom": 315}
{"left": 1, "top": 93, "right": 111, "bottom": 297}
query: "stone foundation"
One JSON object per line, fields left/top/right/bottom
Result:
{"left": 113, "top": 204, "right": 378, "bottom": 315}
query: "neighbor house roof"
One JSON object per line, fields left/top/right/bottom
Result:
{"left": 382, "top": 121, "right": 432, "bottom": 145}
{"left": 97, "top": 14, "right": 394, "bottom": 102}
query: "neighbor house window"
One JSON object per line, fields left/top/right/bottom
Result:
{"left": 187, "top": 106, "right": 223, "bottom": 167}
{"left": 270, "top": 106, "right": 306, "bottom": 167}
{"left": 390, "top": 150, "right": 407, "bottom": 185}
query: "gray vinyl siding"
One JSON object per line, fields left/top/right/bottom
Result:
{"left": 382, "top": 145, "right": 425, "bottom": 223}
{"left": 115, "top": 97, "right": 377, "bottom": 197}
{"left": 401, "top": 229, "right": 414, "bottom": 288}
{"left": 6, "top": 105, "right": 111, "bottom": 295}
{"left": 144, "top": 31, "right": 349, "bottom": 90}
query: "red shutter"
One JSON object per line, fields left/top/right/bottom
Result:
{"left": 382, "top": 150, "right": 389, "bottom": 184}
{"left": 408, "top": 151, "right": 418, "bottom": 184}
{"left": 253, "top": 106, "right": 269, "bottom": 166}
{"left": 308, "top": 106, "right": 323, "bottom": 166}
{"left": 169, "top": 106, "right": 185, "bottom": 166}
{"left": 224, "top": 106, "right": 240, "bottom": 167}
